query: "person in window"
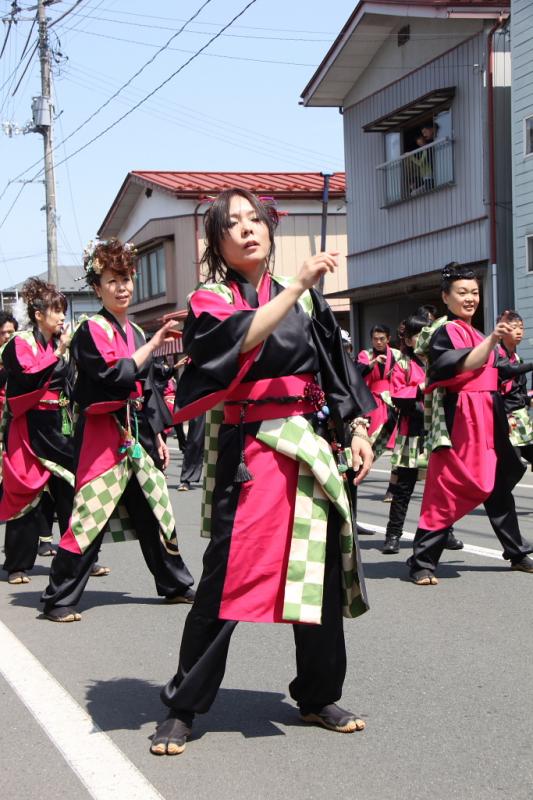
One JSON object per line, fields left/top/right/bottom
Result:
{"left": 41, "top": 239, "right": 195, "bottom": 622}
{"left": 409, "top": 134, "right": 433, "bottom": 194}
{"left": 150, "top": 189, "right": 375, "bottom": 756}
{"left": 407, "top": 264, "right": 533, "bottom": 585}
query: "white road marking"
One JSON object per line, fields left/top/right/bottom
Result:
{"left": 357, "top": 521, "right": 504, "bottom": 560}
{"left": 0, "top": 621, "right": 164, "bottom": 800}
{"left": 365, "top": 466, "right": 533, "bottom": 491}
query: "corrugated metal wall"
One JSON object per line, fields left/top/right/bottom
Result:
{"left": 512, "top": 1, "right": 533, "bottom": 361}
{"left": 343, "top": 32, "right": 490, "bottom": 289}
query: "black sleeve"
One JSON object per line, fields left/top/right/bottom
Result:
{"left": 71, "top": 322, "right": 139, "bottom": 392}
{"left": 309, "top": 289, "right": 376, "bottom": 433}
{"left": 176, "top": 305, "right": 255, "bottom": 409}
{"left": 496, "top": 357, "right": 533, "bottom": 380}
{"left": 1, "top": 337, "right": 57, "bottom": 393}
{"left": 426, "top": 326, "right": 471, "bottom": 383}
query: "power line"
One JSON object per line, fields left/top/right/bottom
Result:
{"left": 48, "top": 0, "right": 261, "bottom": 173}
{"left": 51, "top": 0, "right": 214, "bottom": 153}
{"left": 61, "top": 10, "right": 333, "bottom": 43}
{"left": 60, "top": 3, "right": 338, "bottom": 36}
{"left": 65, "top": 61, "right": 342, "bottom": 166}
{"left": 0, "top": 0, "right": 261, "bottom": 217}
{"left": 59, "top": 25, "right": 318, "bottom": 67}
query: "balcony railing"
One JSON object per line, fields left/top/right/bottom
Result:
{"left": 377, "top": 137, "right": 454, "bottom": 208}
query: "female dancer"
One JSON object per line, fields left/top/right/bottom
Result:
{"left": 0, "top": 278, "right": 76, "bottom": 584}
{"left": 382, "top": 314, "right": 462, "bottom": 554}
{"left": 42, "top": 239, "right": 195, "bottom": 621}
{"left": 408, "top": 265, "right": 533, "bottom": 584}
{"left": 150, "top": 189, "right": 375, "bottom": 756}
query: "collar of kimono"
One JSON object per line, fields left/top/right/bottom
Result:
{"left": 226, "top": 267, "right": 272, "bottom": 309}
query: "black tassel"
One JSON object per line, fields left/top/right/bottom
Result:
{"left": 234, "top": 402, "right": 253, "bottom": 483}
{"left": 234, "top": 457, "right": 253, "bottom": 483}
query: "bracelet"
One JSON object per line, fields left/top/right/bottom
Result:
{"left": 348, "top": 417, "right": 370, "bottom": 435}
{"left": 351, "top": 431, "right": 372, "bottom": 444}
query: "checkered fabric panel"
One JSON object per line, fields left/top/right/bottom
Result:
{"left": 282, "top": 466, "right": 329, "bottom": 624}
{"left": 37, "top": 457, "right": 75, "bottom": 487}
{"left": 391, "top": 434, "right": 428, "bottom": 470}
{"left": 106, "top": 503, "right": 137, "bottom": 542}
{"left": 130, "top": 443, "right": 176, "bottom": 539}
{"left": 70, "top": 460, "right": 130, "bottom": 552}
{"left": 509, "top": 407, "right": 533, "bottom": 448}
{"left": 370, "top": 423, "right": 390, "bottom": 460}
{"left": 200, "top": 404, "right": 224, "bottom": 539}
{"left": 424, "top": 386, "right": 451, "bottom": 452}
{"left": 257, "top": 415, "right": 367, "bottom": 621}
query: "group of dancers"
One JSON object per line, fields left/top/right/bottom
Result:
{"left": 355, "top": 266, "right": 533, "bottom": 584}
{"left": 1, "top": 189, "right": 533, "bottom": 757}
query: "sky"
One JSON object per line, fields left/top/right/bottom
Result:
{"left": 0, "top": 0, "right": 356, "bottom": 289}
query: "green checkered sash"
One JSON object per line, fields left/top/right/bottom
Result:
{"left": 509, "top": 406, "right": 533, "bottom": 448}
{"left": 415, "top": 316, "right": 452, "bottom": 452}
{"left": 69, "top": 437, "right": 177, "bottom": 554}
{"left": 257, "top": 415, "right": 367, "bottom": 623}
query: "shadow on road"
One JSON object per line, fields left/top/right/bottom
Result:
{"left": 6, "top": 588, "right": 166, "bottom": 612}
{"left": 85, "top": 679, "right": 296, "bottom": 740}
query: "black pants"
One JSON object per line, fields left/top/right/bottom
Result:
{"left": 517, "top": 443, "right": 533, "bottom": 467}
{"left": 3, "top": 476, "right": 73, "bottom": 574}
{"left": 410, "top": 465, "right": 533, "bottom": 573}
{"left": 41, "top": 474, "right": 194, "bottom": 612}
{"left": 161, "top": 510, "right": 347, "bottom": 718}
{"left": 180, "top": 415, "right": 205, "bottom": 485}
{"left": 386, "top": 467, "right": 418, "bottom": 538}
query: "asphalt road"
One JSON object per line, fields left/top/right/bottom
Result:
{"left": 1, "top": 446, "right": 533, "bottom": 800}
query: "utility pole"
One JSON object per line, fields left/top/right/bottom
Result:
{"left": 35, "top": 0, "right": 58, "bottom": 287}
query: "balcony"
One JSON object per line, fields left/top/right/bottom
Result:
{"left": 377, "top": 137, "right": 454, "bottom": 208}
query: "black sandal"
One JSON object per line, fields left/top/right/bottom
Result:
{"left": 150, "top": 715, "right": 192, "bottom": 755}
{"left": 299, "top": 703, "right": 365, "bottom": 733}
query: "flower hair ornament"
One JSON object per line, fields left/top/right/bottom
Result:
{"left": 81, "top": 238, "right": 138, "bottom": 284}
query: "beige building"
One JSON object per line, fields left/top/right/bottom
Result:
{"left": 97, "top": 171, "right": 349, "bottom": 332}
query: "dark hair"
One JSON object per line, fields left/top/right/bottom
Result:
{"left": 200, "top": 189, "right": 280, "bottom": 282}
{"left": 84, "top": 238, "right": 138, "bottom": 287}
{"left": 417, "top": 303, "right": 438, "bottom": 321}
{"left": 0, "top": 311, "right": 18, "bottom": 330}
{"left": 20, "top": 277, "right": 67, "bottom": 323}
{"left": 370, "top": 324, "right": 391, "bottom": 338}
{"left": 497, "top": 310, "right": 523, "bottom": 324}
{"left": 441, "top": 262, "right": 479, "bottom": 293}
{"left": 403, "top": 314, "right": 428, "bottom": 340}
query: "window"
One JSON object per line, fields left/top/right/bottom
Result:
{"left": 526, "top": 235, "right": 533, "bottom": 273}
{"left": 133, "top": 245, "right": 166, "bottom": 303}
{"left": 524, "top": 116, "right": 533, "bottom": 157}
{"left": 377, "top": 108, "right": 454, "bottom": 206}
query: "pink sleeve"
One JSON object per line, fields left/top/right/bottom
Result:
{"left": 190, "top": 290, "right": 240, "bottom": 321}
{"left": 87, "top": 320, "right": 120, "bottom": 365}
{"left": 390, "top": 362, "right": 418, "bottom": 401}
{"left": 14, "top": 336, "right": 57, "bottom": 374}
{"left": 357, "top": 349, "right": 370, "bottom": 366}
{"left": 445, "top": 322, "right": 472, "bottom": 349}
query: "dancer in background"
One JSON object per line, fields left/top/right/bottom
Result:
{"left": 42, "top": 239, "right": 195, "bottom": 622}
{"left": 408, "top": 265, "right": 533, "bottom": 585}
{"left": 357, "top": 324, "right": 400, "bottom": 501}
{"left": 382, "top": 314, "right": 462, "bottom": 554}
{"left": 0, "top": 279, "right": 76, "bottom": 585}
{"left": 151, "top": 189, "right": 375, "bottom": 756}
{"left": 498, "top": 311, "right": 533, "bottom": 466}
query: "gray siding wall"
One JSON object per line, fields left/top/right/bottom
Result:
{"left": 343, "top": 33, "right": 489, "bottom": 290}
{"left": 512, "top": 1, "right": 533, "bottom": 362}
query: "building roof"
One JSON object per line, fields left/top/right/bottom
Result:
{"left": 98, "top": 171, "right": 346, "bottom": 238}
{"left": 300, "top": 1, "right": 510, "bottom": 108}
{"left": 3, "top": 265, "right": 89, "bottom": 294}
